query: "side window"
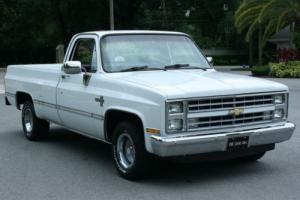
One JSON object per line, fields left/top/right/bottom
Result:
{"left": 71, "top": 39, "right": 97, "bottom": 73}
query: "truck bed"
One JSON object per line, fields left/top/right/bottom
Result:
{"left": 5, "top": 64, "right": 62, "bottom": 120}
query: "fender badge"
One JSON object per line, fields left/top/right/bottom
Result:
{"left": 95, "top": 96, "right": 105, "bottom": 107}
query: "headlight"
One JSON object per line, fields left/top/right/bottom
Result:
{"left": 168, "top": 102, "right": 183, "bottom": 114}
{"left": 166, "top": 101, "right": 186, "bottom": 133}
{"left": 168, "top": 119, "right": 183, "bottom": 131}
{"left": 274, "top": 94, "right": 284, "bottom": 104}
{"left": 274, "top": 109, "right": 284, "bottom": 119}
{"left": 273, "top": 93, "right": 288, "bottom": 121}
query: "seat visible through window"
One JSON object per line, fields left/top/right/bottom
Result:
{"left": 72, "top": 39, "right": 97, "bottom": 73}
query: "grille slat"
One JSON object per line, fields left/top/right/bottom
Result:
{"left": 188, "top": 113, "right": 273, "bottom": 126}
{"left": 188, "top": 95, "right": 273, "bottom": 112}
{"left": 187, "top": 94, "right": 275, "bottom": 131}
{"left": 188, "top": 98, "right": 273, "bottom": 108}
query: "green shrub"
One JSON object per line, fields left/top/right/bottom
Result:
{"left": 269, "top": 61, "right": 300, "bottom": 78}
{"left": 293, "top": 32, "right": 300, "bottom": 49}
{"left": 213, "top": 55, "right": 248, "bottom": 66}
{"left": 251, "top": 66, "right": 270, "bottom": 76}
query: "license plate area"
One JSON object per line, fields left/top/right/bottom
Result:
{"left": 227, "top": 136, "right": 249, "bottom": 151}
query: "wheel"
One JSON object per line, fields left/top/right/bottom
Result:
{"left": 111, "top": 121, "right": 150, "bottom": 180}
{"left": 22, "top": 101, "right": 49, "bottom": 141}
{"left": 238, "top": 152, "right": 266, "bottom": 162}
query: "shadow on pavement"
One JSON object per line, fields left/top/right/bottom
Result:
{"left": 37, "top": 126, "right": 274, "bottom": 184}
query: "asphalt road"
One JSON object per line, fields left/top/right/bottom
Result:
{"left": 0, "top": 69, "right": 5, "bottom": 94}
{"left": 0, "top": 70, "right": 299, "bottom": 200}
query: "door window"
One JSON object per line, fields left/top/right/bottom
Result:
{"left": 72, "top": 39, "right": 98, "bottom": 73}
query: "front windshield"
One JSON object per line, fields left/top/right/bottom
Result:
{"left": 101, "top": 34, "right": 211, "bottom": 72}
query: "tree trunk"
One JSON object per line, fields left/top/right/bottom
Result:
{"left": 290, "top": 23, "right": 295, "bottom": 48}
{"left": 249, "top": 37, "right": 253, "bottom": 67}
{"left": 258, "top": 25, "right": 263, "bottom": 65}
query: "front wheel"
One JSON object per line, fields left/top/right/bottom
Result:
{"left": 22, "top": 101, "right": 49, "bottom": 141}
{"left": 112, "top": 121, "right": 150, "bottom": 180}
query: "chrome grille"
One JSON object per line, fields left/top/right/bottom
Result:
{"left": 188, "top": 95, "right": 273, "bottom": 113}
{"left": 188, "top": 111, "right": 273, "bottom": 130}
{"left": 187, "top": 94, "right": 275, "bottom": 131}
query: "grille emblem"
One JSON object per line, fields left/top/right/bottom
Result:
{"left": 229, "top": 108, "right": 244, "bottom": 116}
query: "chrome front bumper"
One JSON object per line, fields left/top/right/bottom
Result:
{"left": 150, "top": 122, "right": 295, "bottom": 157}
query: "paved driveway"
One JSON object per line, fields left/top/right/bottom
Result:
{"left": 0, "top": 69, "right": 5, "bottom": 94}
{"left": 0, "top": 69, "right": 299, "bottom": 200}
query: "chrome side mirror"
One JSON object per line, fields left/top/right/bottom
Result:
{"left": 63, "top": 61, "right": 82, "bottom": 74}
{"left": 207, "top": 57, "right": 213, "bottom": 65}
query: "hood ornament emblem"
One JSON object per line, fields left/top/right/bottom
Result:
{"left": 229, "top": 108, "right": 244, "bottom": 116}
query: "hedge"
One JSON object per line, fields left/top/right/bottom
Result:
{"left": 269, "top": 61, "right": 300, "bottom": 78}
{"left": 251, "top": 61, "right": 300, "bottom": 78}
{"left": 251, "top": 66, "right": 270, "bottom": 76}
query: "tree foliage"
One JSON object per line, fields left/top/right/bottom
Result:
{"left": 235, "top": 0, "right": 300, "bottom": 46}
{"left": 0, "top": 0, "right": 245, "bottom": 66}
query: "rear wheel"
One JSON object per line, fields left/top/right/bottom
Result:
{"left": 22, "top": 101, "right": 49, "bottom": 141}
{"left": 112, "top": 121, "right": 150, "bottom": 180}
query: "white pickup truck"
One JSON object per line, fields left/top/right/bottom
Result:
{"left": 4, "top": 30, "right": 295, "bottom": 180}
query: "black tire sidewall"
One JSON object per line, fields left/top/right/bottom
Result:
{"left": 112, "top": 121, "right": 149, "bottom": 180}
{"left": 22, "top": 102, "right": 35, "bottom": 138}
{"left": 21, "top": 101, "right": 49, "bottom": 140}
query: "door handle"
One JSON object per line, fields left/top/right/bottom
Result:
{"left": 61, "top": 75, "right": 70, "bottom": 79}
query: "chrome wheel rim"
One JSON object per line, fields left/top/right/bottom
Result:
{"left": 24, "top": 108, "right": 33, "bottom": 133}
{"left": 116, "top": 133, "right": 135, "bottom": 169}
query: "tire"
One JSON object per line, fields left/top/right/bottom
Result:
{"left": 238, "top": 152, "right": 266, "bottom": 162}
{"left": 22, "top": 101, "right": 49, "bottom": 141}
{"left": 111, "top": 121, "right": 150, "bottom": 180}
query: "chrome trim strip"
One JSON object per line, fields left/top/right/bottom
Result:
{"left": 166, "top": 91, "right": 287, "bottom": 102}
{"left": 34, "top": 100, "right": 104, "bottom": 120}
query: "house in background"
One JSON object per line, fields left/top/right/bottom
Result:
{"left": 268, "top": 25, "right": 294, "bottom": 50}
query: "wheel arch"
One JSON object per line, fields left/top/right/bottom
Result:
{"left": 15, "top": 91, "right": 33, "bottom": 110}
{"left": 104, "top": 109, "right": 145, "bottom": 142}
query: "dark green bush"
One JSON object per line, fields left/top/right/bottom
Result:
{"left": 251, "top": 66, "right": 271, "bottom": 76}
{"left": 293, "top": 32, "right": 300, "bottom": 49}
{"left": 213, "top": 55, "right": 248, "bottom": 66}
{"left": 269, "top": 61, "right": 300, "bottom": 78}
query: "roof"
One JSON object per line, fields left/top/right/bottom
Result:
{"left": 268, "top": 26, "right": 291, "bottom": 43}
{"left": 79, "top": 30, "right": 188, "bottom": 37}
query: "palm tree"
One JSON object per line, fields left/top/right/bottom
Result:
{"left": 258, "top": 0, "right": 300, "bottom": 44}
{"left": 235, "top": 0, "right": 269, "bottom": 65}
{"left": 235, "top": 0, "right": 300, "bottom": 65}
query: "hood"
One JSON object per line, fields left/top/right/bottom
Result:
{"left": 109, "top": 69, "right": 288, "bottom": 99}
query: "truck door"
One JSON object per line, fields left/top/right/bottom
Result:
{"left": 57, "top": 35, "right": 103, "bottom": 137}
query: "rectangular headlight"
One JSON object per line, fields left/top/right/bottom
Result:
{"left": 274, "top": 94, "right": 284, "bottom": 104}
{"left": 168, "top": 119, "right": 183, "bottom": 131}
{"left": 166, "top": 101, "right": 186, "bottom": 133}
{"left": 168, "top": 102, "right": 183, "bottom": 114}
{"left": 273, "top": 93, "right": 288, "bottom": 121}
{"left": 274, "top": 109, "right": 284, "bottom": 119}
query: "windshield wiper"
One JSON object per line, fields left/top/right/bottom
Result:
{"left": 119, "top": 66, "right": 164, "bottom": 72}
{"left": 164, "top": 64, "right": 190, "bottom": 70}
{"left": 119, "top": 66, "right": 149, "bottom": 72}
{"left": 164, "top": 64, "right": 208, "bottom": 71}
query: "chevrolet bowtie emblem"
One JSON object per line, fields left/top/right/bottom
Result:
{"left": 229, "top": 108, "right": 244, "bottom": 116}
